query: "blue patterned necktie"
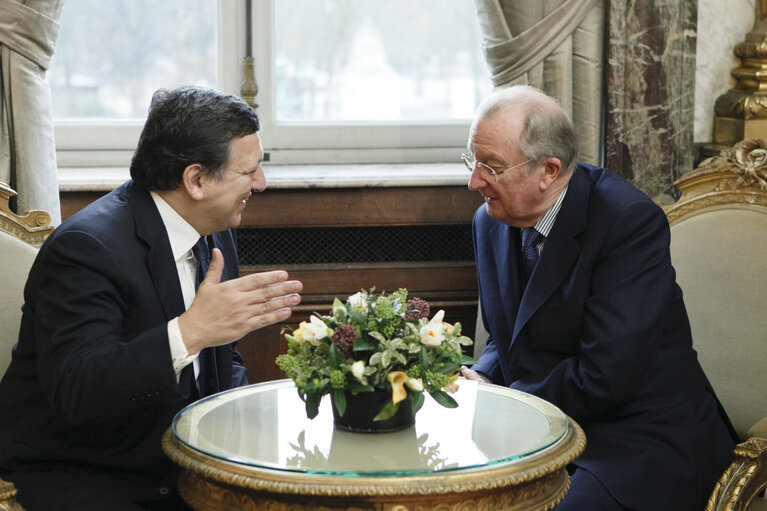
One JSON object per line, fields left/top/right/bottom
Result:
{"left": 520, "top": 227, "right": 543, "bottom": 284}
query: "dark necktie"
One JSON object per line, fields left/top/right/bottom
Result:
{"left": 190, "top": 236, "right": 219, "bottom": 396}
{"left": 520, "top": 227, "right": 543, "bottom": 284}
{"left": 191, "top": 237, "right": 210, "bottom": 289}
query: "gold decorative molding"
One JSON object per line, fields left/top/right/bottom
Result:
{"left": 0, "top": 181, "right": 54, "bottom": 248}
{"left": 709, "top": 2, "right": 767, "bottom": 146}
{"left": 163, "top": 418, "right": 586, "bottom": 511}
{"left": 0, "top": 478, "right": 24, "bottom": 511}
{"left": 240, "top": 0, "right": 259, "bottom": 110}
{"left": 715, "top": 92, "right": 767, "bottom": 120}
{"left": 241, "top": 56, "right": 260, "bottom": 111}
{"left": 664, "top": 139, "right": 767, "bottom": 225}
{"left": 178, "top": 470, "right": 568, "bottom": 511}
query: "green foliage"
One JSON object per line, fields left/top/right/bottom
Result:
{"left": 276, "top": 289, "right": 476, "bottom": 420}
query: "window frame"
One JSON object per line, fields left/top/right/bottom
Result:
{"left": 55, "top": 0, "right": 478, "bottom": 169}
{"left": 251, "top": 0, "right": 474, "bottom": 165}
{"left": 54, "top": 0, "right": 245, "bottom": 169}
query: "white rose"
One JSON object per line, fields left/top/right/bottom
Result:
{"left": 419, "top": 310, "right": 446, "bottom": 346}
{"left": 347, "top": 291, "right": 368, "bottom": 312}
{"left": 419, "top": 322, "right": 444, "bottom": 346}
{"left": 351, "top": 360, "right": 367, "bottom": 383}
{"left": 298, "top": 316, "right": 331, "bottom": 345}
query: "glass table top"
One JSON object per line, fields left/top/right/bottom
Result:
{"left": 172, "top": 379, "right": 568, "bottom": 477}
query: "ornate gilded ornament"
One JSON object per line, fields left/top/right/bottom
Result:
{"left": 705, "top": 437, "right": 767, "bottom": 511}
{"left": 0, "top": 181, "right": 54, "bottom": 248}
{"left": 664, "top": 139, "right": 767, "bottom": 225}
{"left": 715, "top": 92, "right": 767, "bottom": 121}
{"left": 701, "top": 138, "right": 767, "bottom": 191}
{"left": 0, "top": 478, "right": 24, "bottom": 511}
{"left": 163, "top": 417, "right": 586, "bottom": 511}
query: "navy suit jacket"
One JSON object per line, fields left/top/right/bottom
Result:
{"left": 0, "top": 180, "right": 248, "bottom": 505}
{"left": 473, "top": 164, "right": 734, "bottom": 510}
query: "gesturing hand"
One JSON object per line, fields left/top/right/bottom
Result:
{"left": 178, "top": 248, "right": 303, "bottom": 354}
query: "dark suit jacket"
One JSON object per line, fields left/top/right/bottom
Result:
{"left": 0, "top": 180, "right": 248, "bottom": 507}
{"left": 473, "top": 164, "right": 734, "bottom": 510}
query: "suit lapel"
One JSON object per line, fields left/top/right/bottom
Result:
{"left": 127, "top": 183, "right": 186, "bottom": 322}
{"left": 513, "top": 169, "right": 590, "bottom": 341}
{"left": 489, "top": 220, "right": 523, "bottom": 350}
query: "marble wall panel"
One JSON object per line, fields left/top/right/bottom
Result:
{"left": 605, "top": 0, "right": 697, "bottom": 200}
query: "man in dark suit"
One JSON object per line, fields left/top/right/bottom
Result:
{"left": 0, "top": 86, "right": 303, "bottom": 510}
{"left": 461, "top": 86, "right": 735, "bottom": 510}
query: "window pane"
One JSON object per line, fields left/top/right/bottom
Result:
{"left": 274, "top": 0, "right": 491, "bottom": 122}
{"left": 50, "top": 0, "right": 217, "bottom": 120}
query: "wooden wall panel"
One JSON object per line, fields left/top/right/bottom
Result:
{"left": 60, "top": 185, "right": 484, "bottom": 384}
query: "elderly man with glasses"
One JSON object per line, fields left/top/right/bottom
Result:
{"left": 460, "top": 85, "right": 735, "bottom": 511}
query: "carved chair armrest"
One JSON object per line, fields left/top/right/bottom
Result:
{"left": 0, "top": 181, "right": 54, "bottom": 248}
{"left": 706, "top": 427, "right": 767, "bottom": 511}
{"left": 0, "top": 477, "right": 24, "bottom": 511}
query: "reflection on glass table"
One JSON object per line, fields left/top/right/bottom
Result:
{"left": 173, "top": 379, "right": 567, "bottom": 476}
{"left": 165, "top": 379, "right": 585, "bottom": 511}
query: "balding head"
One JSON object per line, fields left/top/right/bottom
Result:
{"left": 471, "top": 85, "right": 578, "bottom": 175}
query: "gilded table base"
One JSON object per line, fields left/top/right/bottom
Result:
{"left": 163, "top": 420, "right": 585, "bottom": 511}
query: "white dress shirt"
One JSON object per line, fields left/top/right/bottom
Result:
{"left": 529, "top": 184, "right": 568, "bottom": 255}
{"left": 150, "top": 192, "right": 202, "bottom": 382}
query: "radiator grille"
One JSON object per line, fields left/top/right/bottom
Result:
{"left": 237, "top": 225, "right": 474, "bottom": 266}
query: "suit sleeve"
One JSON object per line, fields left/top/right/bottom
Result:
{"left": 510, "top": 200, "right": 677, "bottom": 423}
{"left": 32, "top": 230, "right": 184, "bottom": 426}
{"left": 473, "top": 290, "right": 504, "bottom": 382}
{"left": 230, "top": 347, "right": 248, "bottom": 387}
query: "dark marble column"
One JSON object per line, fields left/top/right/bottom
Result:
{"left": 605, "top": 0, "right": 697, "bottom": 200}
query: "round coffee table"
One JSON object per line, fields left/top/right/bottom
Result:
{"left": 163, "top": 379, "right": 585, "bottom": 510}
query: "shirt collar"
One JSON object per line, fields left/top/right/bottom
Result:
{"left": 532, "top": 184, "right": 568, "bottom": 238}
{"left": 150, "top": 191, "right": 201, "bottom": 261}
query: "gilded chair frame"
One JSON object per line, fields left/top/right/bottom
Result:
{"left": 664, "top": 138, "right": 767, "bottom": 511}
{"left": 0, "top": 182, "right": 54, "bottom": 247}
{"left": 0, "top": 180, "right": 53, "bottom": 511}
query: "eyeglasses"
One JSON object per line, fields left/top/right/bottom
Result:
{"left": 461, "top": 153, "right": 534, "bottom": 182}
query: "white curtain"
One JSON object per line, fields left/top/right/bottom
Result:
{"left": 473, "top": 0, "right": 605, "bottom": 165}
{"left": 0, "top": 0, "right": 64, "bottom": 225}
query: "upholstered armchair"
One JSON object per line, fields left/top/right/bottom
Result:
{"left": 0, "top": 180, "right": 53, "bottom": 511}
{"left": 664, "top": 138, "right": 767, "bottom": 511}
{"left": 0, "top": 180, "right": 52, "bottom": 373}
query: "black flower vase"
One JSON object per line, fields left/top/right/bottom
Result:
{"left": 331, "top": 390, "right": 415, "bottom": 433}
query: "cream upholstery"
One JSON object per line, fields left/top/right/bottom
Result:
{"left": 664, "top": 138, "right": 767, "bottom": 511}
{"left": 0, "top": 230, "right": 37, "bottom": 374}
{"left": 0, "top": 181, "right": 51, "bottom": 375}
{"left": 0, "top": 180, "right": 52, "bottom": 511}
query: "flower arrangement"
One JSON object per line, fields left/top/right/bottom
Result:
{"left": 276, "top": 289, "right": 476, "bottom": 422}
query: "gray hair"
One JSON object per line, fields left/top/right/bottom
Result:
{"left": 473, "top": 85, "right": 578, "bottom": 175}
